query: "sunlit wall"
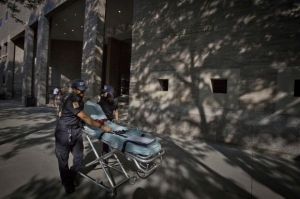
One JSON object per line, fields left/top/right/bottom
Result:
{"left": 129, "top": 0, "right": 300, "bottom": 155}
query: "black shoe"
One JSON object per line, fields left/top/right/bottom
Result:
{"left": 64, "top": 185, "right": 75, "bottom": 194}
{"left": 74, "top": 178, "right": 80, "bottom": 187}
{"left": 69, "top": 166, "right": 80, "bottom": 187}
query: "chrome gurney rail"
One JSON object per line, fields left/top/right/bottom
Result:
{"left": 124, "top": 148, "right": 165, "bottom": 179}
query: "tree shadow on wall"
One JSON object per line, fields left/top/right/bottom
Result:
{"left": 131, "top": 0, "right": 300, "bottom": 145}
{"left": 129, "top": 1, "right": 300, "bottom": 198}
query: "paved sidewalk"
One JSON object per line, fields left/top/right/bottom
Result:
{"left": 0, "top": 100, "right": 299, "bottom": 199}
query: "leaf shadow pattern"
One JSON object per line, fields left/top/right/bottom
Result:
{"left": 0, "top": 101, "right": 299, "bottom": 199}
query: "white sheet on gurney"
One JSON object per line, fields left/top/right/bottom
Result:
{"left": 83, "top": 101, "right": 161, "bottom": 156}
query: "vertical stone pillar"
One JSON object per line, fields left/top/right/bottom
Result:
{"left": 22, "top": 26, "right": 35, "bottom": 104}
{"left": 0, "top": 42, "right": 3, "bottom": 83}
{"left": 0, "top": 42, "right": 4, "bottom": 88}
{"left": 5, "top": 39, "right": 15, "bottom": 99}
{"left": 35, "top": 13, "right": 50, "bottom": 106}
{"left": 81, "top": 0, "right": 106, "bottom": 98}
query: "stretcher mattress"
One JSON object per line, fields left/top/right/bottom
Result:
{"left": 83, "top": 101, "right": 161, "bottom": 156}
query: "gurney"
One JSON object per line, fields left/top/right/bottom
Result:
{"left": 79, "top": 101, "right": 165, "bottom": 199}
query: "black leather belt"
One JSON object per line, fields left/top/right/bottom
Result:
{"left": 69, "top": 125, "right": 81, "bottom": 129}
{"left": 60, "top": 124, "right": 81, "bottom": 129}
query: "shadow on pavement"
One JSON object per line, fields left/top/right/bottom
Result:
{"left": 1, "top": 101, "right": 300, "bottom": 199}
{"left": 2, "top": 132, "right": 300, "bottom": 199}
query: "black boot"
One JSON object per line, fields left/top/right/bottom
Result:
{"left": 70, "top": 166, "right": 80, "bottom": 187}
{"left": 74, "top": 177, "right": 80, "bottom": 187}
{"left": 64, "top": 184, "right": 75, "bottom": 194}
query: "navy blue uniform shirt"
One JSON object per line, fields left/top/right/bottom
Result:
{"left": 59, "top": 92, "right": 84, "bottom": 126}
{"left": 99, "top": 98, "right": 118, "bottom": 121}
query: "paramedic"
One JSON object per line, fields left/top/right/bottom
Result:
{"left": 98, "top": 85, "right": 119, "bottom": 154}
{"left": 99, "top": 85, "right": 119, "bottom": 122}
{"left": 55, "top": 79, "right": 111, "bottom": 194}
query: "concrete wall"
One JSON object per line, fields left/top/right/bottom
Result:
{"left": 0, "top": 4, "right": 32, "bottom": 40}
{"left": 129, "top": 0, "right": 300, "bottom": 155}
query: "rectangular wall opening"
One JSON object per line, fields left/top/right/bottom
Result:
{"left": 294, "top": 79, "right": 300, "bottom": 97}
{"left": 211, "top": 78, "right": 227, "bottom": 93}
{"left": 158, "top": 79, "right": 169, "bottom": 91}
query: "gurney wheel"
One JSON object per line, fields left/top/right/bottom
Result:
{"left": 129, "top": 175, "right": 137, "bottom": 185}
{"left": 136, "top": 171, "right": 146, "bottom": 179}
{"left": 106, "top": 190, "right": 116, "bottom": 199}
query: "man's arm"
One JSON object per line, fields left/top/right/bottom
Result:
{"left": 77, "top": 110, "right": 111, "bottom": 131}
{"left": 114, "top": 109, "right": 119, "bottom": 122}
{"left": 82, "top": 97, "right": 91, "bottom": 103}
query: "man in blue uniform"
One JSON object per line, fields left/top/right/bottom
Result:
{"left": 55, "top": 79, "right": 111, "bottom": 194}
{"left": 99, "top": 86, "right": 119, "bottom": 122}
{"left": 98, "top": 85, "right": 119, "bottom": 155}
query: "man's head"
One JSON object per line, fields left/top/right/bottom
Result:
{"left": 71, "top": 79, "right": 88, "bottom": 97}
{"left": 102, "top": 85, "right": 115, "bottom": 104}
{"left": 102, "top": 85, "right": 114, "bottom": 94}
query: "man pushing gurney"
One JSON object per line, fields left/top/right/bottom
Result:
{"left": 79, "top": 100, "right": 165, "bottom": 199}
{"left": 54, "top": 79, "right": 111, "bottom": 195}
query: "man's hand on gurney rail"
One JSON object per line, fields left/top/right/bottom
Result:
{"left": 95, "top": 119, "right": 111, "bottom": 132}
{"left": 77, "top": 110, "right": 111, "bottom": 132}
{"left": 100, "top": 125, "right": 111, "bottom": 132}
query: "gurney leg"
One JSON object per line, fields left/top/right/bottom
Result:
{"left": 79, "top": 168, "right": 118, "bottom": 199}
{"left": 81, "top": 134, "right": 134, "bottom": 189}
{"left": 112, "top": 153, "right": 129, "bottom": 178}
{"left": 84, "top": 134, "right": 116, "bottom": 187}
{"left": 78, "top": 172, "right": 109, "bottom": 191}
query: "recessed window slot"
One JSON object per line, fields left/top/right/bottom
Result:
{"left": 211, "top": 78, "right": 227, "bottom": 94}
{"left": 158, "top": 79, "right": 169, "bottom": 91}
{"left": 294, "top": 79, "right": 300, "bottom": 97}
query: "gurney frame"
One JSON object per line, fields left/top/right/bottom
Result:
{"left": 78, "top": 130, "right": 165, "bottom": 199}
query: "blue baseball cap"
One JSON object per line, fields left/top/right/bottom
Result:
{"left": 102, "top": 85, "right": 114, "bottom": 93}
{"left": 71, "top": 79, "right": 88, "bottom": 91}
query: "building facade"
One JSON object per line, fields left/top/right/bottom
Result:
{"left": 128, "top": 0, "right": 300, "bottom": 155}
{"left": 0, "top": 0, "right": 132, "bottom": 104}
{"left": 0, "top": 0, "right": 299, "bottom": 155}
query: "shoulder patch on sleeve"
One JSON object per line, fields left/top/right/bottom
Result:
{"left": 72, "top": 102, "right": 80, "bottom": 109}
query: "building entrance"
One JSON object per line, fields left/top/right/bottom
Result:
{"left": 48, "top": 0, "right": 133, "bottom": 102}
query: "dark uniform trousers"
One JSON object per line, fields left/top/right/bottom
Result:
{"left": 55, "top": 125, "right": 83, "bottom": 186}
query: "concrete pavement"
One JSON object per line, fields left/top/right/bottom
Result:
{"left": 0, "top": 100, "right": 299, "bottom": 199}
